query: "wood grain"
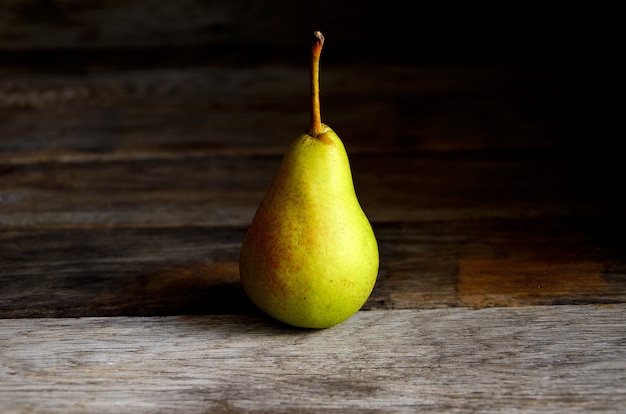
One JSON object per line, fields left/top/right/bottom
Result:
{"left": 0, "top": 65, "right": 611, "bottom": 161}
{"left": 1, "top": 6, "right": 624, "bottom": 412}
{"left": 1, "top": 305, "right": 625, "bottom": 413}
{"left": 2, "top": 218, "right": 624, "bottom": 317}
{"left": 0, "top": 65, "right": 623, "bottom": 316}
{"left": 1, "top": 148, "right": 621, "bottom": 228}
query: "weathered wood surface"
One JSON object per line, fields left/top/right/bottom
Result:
{"left": 1, "top": 305, "right": 625, "bottom": 413}
{"left": 1, "top": 65, "right": 598, "bottom": 159}
{"left": 0, "top": 148, "right": 620, "bottom": 226}
{"left": 0, "top": 65, "right": 618, "bottom": 228}
{"left": 2, "top": 218, "right": 625, "bottom": 318}
{"left": 1, "top": 65, "right": 623, "bottom": 318}
{"left": 0, "top": 51, "right": 624, "bottom": 412}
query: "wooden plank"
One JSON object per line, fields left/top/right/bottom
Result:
{"left": 1, "top": 219, "right": 624, "bottom": 318}
{"left": 0, "top": 65, "right": 605, "bottom": 162}
{"left": 0, "top": 0, "right": 614, "bottom": 68}
{"left": 1, "top": 305, "right": 625, "bottom": 413}
{"left": 0, "top": 155, "right": 270, "bottom": 227}
{"left": 1, "top": 66, "right": 623, "bottom": 315}
{"left": 0, "top": 225, "right": 252, "bottom": 317}
{"left": 1, "top": 148, "right": 620, "bottom": 228}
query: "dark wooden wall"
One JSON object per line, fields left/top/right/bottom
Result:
{"left": 1, "top": 1, "right": 623, "bottom": 318}
{"left": 2, "top": 1, "right": 620, "bottom": 155}
{"left": 0, "top": 0, "right": 619, "bottom": 67}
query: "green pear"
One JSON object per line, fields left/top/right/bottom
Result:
{"left": 239, "top": 32, "right": 379, "bottom": 329}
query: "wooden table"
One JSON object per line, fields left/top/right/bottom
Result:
{"left": 1, "top": 58, "right": 624, "bottom": 412}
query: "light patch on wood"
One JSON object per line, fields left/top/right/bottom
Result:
{"left": 458, "top": 254, "right": 607, "bottom": 308}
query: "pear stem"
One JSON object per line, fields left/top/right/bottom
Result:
{"left": 310, "top": 31, "right": 324, "bottom": 137}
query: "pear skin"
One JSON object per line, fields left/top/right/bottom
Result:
{"left": 239, "top": 124, "right": 379, "bottom": 328}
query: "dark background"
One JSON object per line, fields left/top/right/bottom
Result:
{"left": 0, "top": 1, "right": 620, "bottom": 175}
{"left": 0, "top": 1, "right": 619, "bottom": 68}
{"left": 0, "top": 0, "right": 624, "bottom": 319}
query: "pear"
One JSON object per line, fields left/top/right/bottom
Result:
{"left": 239, "top": 31, "right": 379, "bottom": 329}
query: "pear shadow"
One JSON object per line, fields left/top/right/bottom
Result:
{"left": 174, "top": 310, "right": 328, "bottom": 338}
{"left": 131, "top": 261, "right": 350, "bottom": 334}
{"left": 111, "top": 261, "right": 339, "bottom": 335}
{"left": 92, "top": 261, "right": 259, "bottom": 317}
